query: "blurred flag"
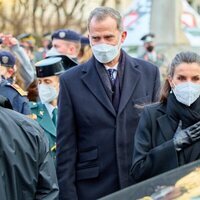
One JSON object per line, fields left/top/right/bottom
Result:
{"left": 122, "top": 0, "right": 200, "bottom": 47}
{"left": 182, "top": 0, "right": 200, "bottom": 46}
{"left": 122, "top": 0, "right": 152, "bottom": 46}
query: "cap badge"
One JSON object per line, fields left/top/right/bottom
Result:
{"left": 59, "top": 31, "right": 66, "bottom": 38}
{"left": 2, "top": 56, "right": 9, "bottom": 64}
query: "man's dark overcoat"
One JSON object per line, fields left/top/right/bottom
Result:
{"left": 56, "top": 51, "right": 161, "bottom": 200}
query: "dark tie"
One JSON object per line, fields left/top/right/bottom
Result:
{"left": 107, "top": 69, "right": 120, "bottom": 112}
{"left": 107, "top": 69, "right": 116, "bottom": 87}
{"left": 52, "top": 108, "right": 58, "bottom": 126}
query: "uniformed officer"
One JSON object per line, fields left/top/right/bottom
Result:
{"left": 0, "top": 95, "right": 58, "bottom": 199}
{"left": 50, "top": 29, "right": 81, "bottom": 61}
{"left": 29, "top": 56, "right": 67, "bottom": 162}
{"left": 17, "top": 33, "right": 37, "bottom": 63}
{"left": 77, "top": 35, "right": 92, "bottom": 63}
{"left": 140, "top": 33, "right": 168, "bottom": 82}
{"left": 39, "top": 32, "right": 52, "bottom": 59}
{"left": 0, "top": 50, "right": 16, "bottom": 83}
{"left": 0, "top": 50, "right": 31, "bottom": 115}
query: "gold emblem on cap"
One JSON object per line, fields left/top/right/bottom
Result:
{"left": 2, "top": 56, "right": 9, "bottom": 64}
{"left": 59, "top": 31, "right": 66, "bottom": 38}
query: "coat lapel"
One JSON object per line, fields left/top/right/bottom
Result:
{"left": 39, "top": 105, "right": 56, "bottom": 137}
{"left": 118, "top": 58, "right": 141, "bottom": 114}
{"left": 157, "top": 106, "right": 178, "bottom": 141}
{"left": 81, "top": 57, "right": 116, "bottom": 116}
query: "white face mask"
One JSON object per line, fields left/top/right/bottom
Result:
{"left": 38, "top": 84, "right": 58, "bottom": 104}
{"left": 91, "top": 39, "right": 121, "bottom": 63}
{"left": 172, "top": 82, "right": 200, "bottom": 106}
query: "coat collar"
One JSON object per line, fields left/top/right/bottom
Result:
{"left": 81, "top": 52, "right": 142, "bottom": 115}
{"left": 118, "top": 54, "right": 141, "bottom": 114}
{"left": 81, "top": 56, "right": 116, "bottom": 116}
{"left": 157, "top": 104, "right": 178, "bottom": 141}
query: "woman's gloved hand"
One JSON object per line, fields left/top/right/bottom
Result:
{"left": 173, "top": 120, "right": 200, "bottom": 151}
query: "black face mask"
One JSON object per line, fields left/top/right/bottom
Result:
{"left": 146, "top": 45, "right": 154, "bottom": 52}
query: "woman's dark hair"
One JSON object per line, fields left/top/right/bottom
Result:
{"left": 160, "top": 51, "right": 200, "bottom": 103}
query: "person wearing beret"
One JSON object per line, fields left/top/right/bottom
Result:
{"left": 29, "top": 57, "right": 66, "bottom": 163}
{"left": 0, "top": 95, "right": 58, "bottom": 200}
{"left": 56, "top": 7, "right": 161, "bottom": 200}
{"left": 0, "top": 50, "right": 16, "bottom": 83}
{"left": 77, "top": 35, "right": 93, "bottom": 64}
{"left": 1, "top": 34, "right": 35, "bottom": 90}
{"left": 0, "top": 50, "right": 31, "bottom": 115}
{"left": 50, "top": 29, "right": 81, "bottom": 61}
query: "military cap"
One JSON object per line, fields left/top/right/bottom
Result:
{"left": 55, "top": 55, "right": 77, "bottom": 70}
{"left": 35, "top": 57, "right": 65, "bottom": 78}
{"left": 0, "top": 51, "right": 15, "bottom": 67}
{"left": 43, "top": 32, "right": 51, "bottom": 40}
{"left": 80, "top": 36, "right": 90, "bottom": 46}
{"left": 46, "top": 48, "right": 77, "bottom": 70}
{"left": 141, "top": 33, "right": 155, "bottom": 43}
{"left": 17, "top": 33, "right": 36, "bottom": 46}
{"left": 51, "top": 29, "right": 81, "bottom": 42}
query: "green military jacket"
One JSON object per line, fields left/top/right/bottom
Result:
{"left": 29, "top": 102, "right": 56, "bottom": 161}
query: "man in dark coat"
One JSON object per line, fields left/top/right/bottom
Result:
{"left": 56, "top": 7, "right": 161, "bottom": 200}
{"left": 0, "top": 95, "right": 59, "bottom": 199}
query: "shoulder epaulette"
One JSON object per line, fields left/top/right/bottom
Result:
{"left": 26, "top": 113, "right": 37, "bottom": 120}
{"left": 10, "top": 83, "right": 28, "bottom": 96}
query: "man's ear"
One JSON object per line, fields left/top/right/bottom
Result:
{"left": 121, "top": 31, "right": 127, "bottom": 43}
{"left": 7, "top": 68, "right": 14, "bottom": 76}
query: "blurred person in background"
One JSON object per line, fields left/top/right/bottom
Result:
{"left": 0, "top": 50, "right": 31, "bottom": 115}
{"left": 2, "top": 34, "right": 35, "bottom": 89}
{"left": 131, "top": 51, "right": 200, "bottom": 183}
{"left": 40, "top": 32, "right": 52, "bottom": 58}
{"left": 77, "top": 35, "right": 93, "bottom": 64}
{"left": 1, "top": 33, "right": 37, "bottom": 101}
{"left": 140, "top": 33, "right": 168, "bottom": 82}
{"left": 0, "top": 95, "right": 58, "bottom": 200}
{"left": 17, "top": 33, "right": 36, "bottom": 63}
{"left": 0, "top": 50, "right": 16, "bottom": 83}
{"left": 49, "top": 29, "right": 81, "bottom": 62}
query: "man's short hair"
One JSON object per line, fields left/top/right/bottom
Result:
{"left": 87, "top": 7, "right": 123, "bottom": 32}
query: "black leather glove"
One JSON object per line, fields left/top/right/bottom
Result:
{"left": 173, "top": 120, "right": 200, "bottom": 151}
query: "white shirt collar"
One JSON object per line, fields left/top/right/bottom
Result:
{"left": 104, "top": 63, "right": 118, "bottom": 71}
{"left": 44, "top": 103, "right": 56, "bottom": 118}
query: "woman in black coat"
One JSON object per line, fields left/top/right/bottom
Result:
{"left": 130, "top": 51, "right": 200, "bottom": 183}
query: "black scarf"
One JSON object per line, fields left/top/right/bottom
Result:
{"left": 166, "top": 92, "right": 200, "bottom": 129}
